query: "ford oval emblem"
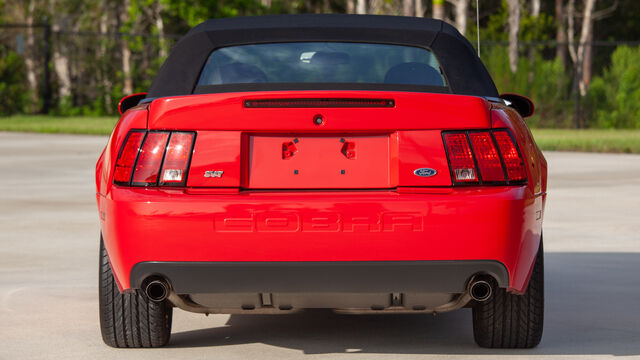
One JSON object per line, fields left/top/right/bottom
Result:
{"left": 413, "top": 168, "right": 437, "bottom": 177}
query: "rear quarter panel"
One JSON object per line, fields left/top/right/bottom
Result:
{"left": 490, "top": 104, "right": 547, "bottom": 292}
{"left": 96, "top": 106, "right": 148, "bottom": 197}
{"left": 96, "top": 106, "right": 148, "bottom": 289}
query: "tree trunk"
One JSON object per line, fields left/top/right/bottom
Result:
{"left": 528, "top": 0, "right": 540, "bottom": 82}
{"left": 25, "top": 0, "right": 38, "bottom": 111}
{"left": 555, "top": 0, "right": 567, "bottom": 68}
{"left": 567, "top": 0, "right": 577, "bottom": 64}
{"left": 414, "top": 0, "right": 423, "bottom": 17}
{"left": 432, "top": 0, "right": 445, "bottom": 19}
{"left": 346, "top": 0, "right": 355, "bottom": 13}
{"left": 568, "top": 0, "right": 596, "bottom": 96}
{"left": 356, "top": 0, "right": 366, "bottom": 14}
{"left": 507, "top": 0, "right": 521, "bottom": 74}
{"left": 567, "top": 0, "right": 597, "bottom": 127}
{"left": 99, "top": 0, "right": 112, "bottom": 112}
{"left": 567, "top": 0, "right": 580, "bottom": 127}
{"left": 531, "top": 0, "right": 541, "bottom": 16}
{"left": 577, "top": 0, "right": 596, "bottom": 96}
{"left": 448, "top": 0, "right": 468, "bottom": 35}
{"left": 369, "top": 0, "right": 383, "bottom": 14}
{"left": 581, "top": 26, "right": 594, "bottom": 96}
{"left": 402, "top": 0, "right": 414, "bottom": 16}
{"left": 119, "top": 0, "right": 133, "bottom": 95}
{"left": 49, "top": 0, "right": 72, "bottom": 100}
{"left": 154, "top": 1, "right": 167, "bottom": 59}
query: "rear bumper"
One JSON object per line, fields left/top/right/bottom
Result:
{"left": 99, "top": 186, "right": 544, "bottom": 293}
{"left": 130, "top": 260, "right": 509, "bottom": 294}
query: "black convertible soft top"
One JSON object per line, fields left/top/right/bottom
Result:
{"left": 147, "top": 14, "right": 498, "bottom": 98}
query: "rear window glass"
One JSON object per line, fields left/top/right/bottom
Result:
{"left": 196, "top": 42, "right": 447, "bottom": 88}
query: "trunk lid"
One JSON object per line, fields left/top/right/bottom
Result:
{"left": 147, "top": 91, "right": 491, "bottom": 189}
{"left": 149, "top": 91, "right": 490, "bottom": 131}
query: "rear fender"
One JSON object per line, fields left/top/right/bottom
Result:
{"left": 490, "top": 104, "right": 545, "bottom": 293}
{"left": 96, "top": 105, "right": 148, "bottom": 199}
{"left": 98, "top": 106, "right": 148, "bottom": 292}
{"left": 490, "top": 105, "right": 545, "bottom": 196}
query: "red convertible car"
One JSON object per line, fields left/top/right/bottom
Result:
{"left": 96, "top": 14, "right": 546, "bottom": 349}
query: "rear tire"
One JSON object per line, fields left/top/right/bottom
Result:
{"left": 99, "top": 235, "right": 172, "bottom": 348}
{"left": 472, "top": 239, "right": 544, "bottom": 348}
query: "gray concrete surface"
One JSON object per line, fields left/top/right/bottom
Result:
{"left": 0, "top": 131, "right": 639, "bottom": 359}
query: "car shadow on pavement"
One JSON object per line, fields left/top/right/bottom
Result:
{"left": 169, "top": 252, "right": 640, "bottom": 356}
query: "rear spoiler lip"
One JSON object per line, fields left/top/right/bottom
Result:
{"left": 139, "top": 97, "right": 156, "bottom": 105}
{"left": 484, "top": 96, "right": 506, "bottom": 105}
{"left": 141, "top": 94, "right": 502, "bottom": 106}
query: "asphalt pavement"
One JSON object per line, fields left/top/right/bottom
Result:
{"left": 0, "top": 132, "right": 638, "bottom": 359}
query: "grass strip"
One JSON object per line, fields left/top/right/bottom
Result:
{"left": 1, "top": 116, "right": 638, "bottom": 153}
{"left": 0, "top": 115, "right": 117, "bottom": 135}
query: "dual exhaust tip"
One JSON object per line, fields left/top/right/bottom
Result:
{"left": 143, "top": 278, "right": 170, "bottom": 302}
{"left": 469, "top": 278, "right": 493, "bottom": 302}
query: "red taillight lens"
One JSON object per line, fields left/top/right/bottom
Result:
{"left": 160, "top": 132, "right": 194, "bottom": 185}
{"left": 443, "top": 129, "right": 526, "bottom": 185}
{"left": 132, "top": 132, "right": 170, "bottom": 185}
{"left": 113, "top": 131, "right": 145, "bottom": 184}
{"left": 443, "top": 133, "right": 478, "bottom": 183}
{"left": 469, "top": 132, "right": 505, "bottom": 182}
{"left": 494, "top": 130, "right": 527, "bottom": 181}
{"left": 113, "top": 130, "right": 194, "bottom": 186}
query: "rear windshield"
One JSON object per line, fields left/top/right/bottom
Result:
{"left": 196, "top": 42, "right": 447, "bottom": 89}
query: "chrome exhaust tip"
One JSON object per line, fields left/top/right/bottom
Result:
{"left": 469, "top": 279, "right": 493, "bottom": 302}
{"left": 144, "top": 279, "right": 169, "bottom": 302}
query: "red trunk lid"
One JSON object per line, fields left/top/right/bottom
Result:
{"left": 147, "top": 91, "right": 491, "bottom": 189}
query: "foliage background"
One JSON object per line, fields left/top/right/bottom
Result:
{"left": 0, "top": 0, "right": 638, "bottom": 128}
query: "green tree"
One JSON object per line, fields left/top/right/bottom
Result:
{"left": 587, "top": 46, "right": 640, "bottom": 128}
{"left": 0, "top": 46, "right": 29, "bottom": 115}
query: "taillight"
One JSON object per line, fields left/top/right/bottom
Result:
{"left": 113, "top": 131, "right": 145, "bottom": 184}
{"left": 113, "top": 130, "right": 195, "bottom": 186}
{"left": 443, "top": 129, "right": 526, "bottom": 186}
{"left": 493, "top": 130, "right": 527, "bottom": 182}
{"left": 159, "top": 132, "right": 194, "bottom": 185}
{"left": 443, "top": 133, "right": 477, "bottom": 182}
{"left": 469, "top": 132, "right": 505, "bottom": 182}
{"left": 132, "top": 132, "right": 170, "bottom": 185}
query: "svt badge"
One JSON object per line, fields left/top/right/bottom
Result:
{"left": 204, "top": 170, "right": 224, "bottom": 178}
{"left": 413, "top": 168, "right": 437, "bottom": 177}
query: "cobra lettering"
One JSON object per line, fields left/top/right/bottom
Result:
{"left": 213, "top": 211, "right": 423, "bottom": 233}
